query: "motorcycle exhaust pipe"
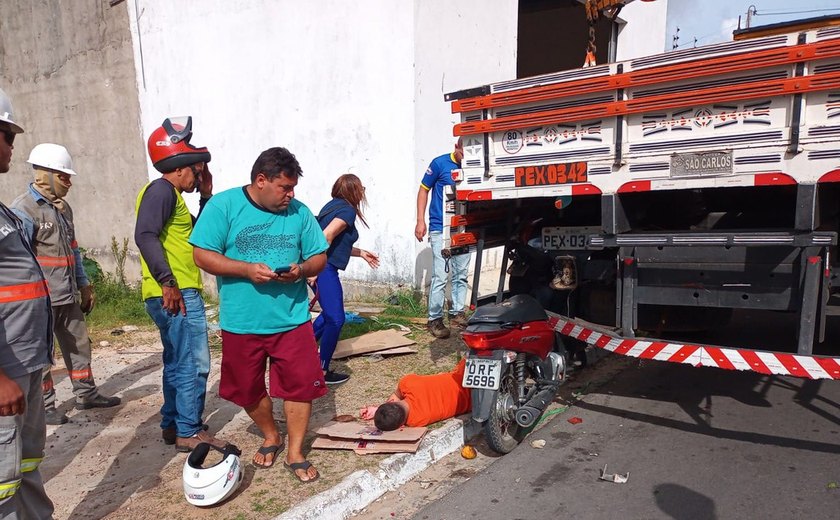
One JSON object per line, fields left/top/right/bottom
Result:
{"left": 514, "top": 385, "right": 558, "bottom": 428}
{"left": 514, "top": 405, "right": 543, "bottom": 428}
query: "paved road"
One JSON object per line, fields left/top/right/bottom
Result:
{"left": 412, "top": 357, "right": 840, "bottom": 519}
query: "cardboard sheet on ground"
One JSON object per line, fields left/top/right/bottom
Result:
{"left": 312, "top": 436, "right": 423, "bottom": 454}
{"left": 370, "top": 346, "right": 418, "bottom": 357}
{"left": 316, "top": 420, "right": 427, "bottom": 442}
{"left": 331, "top": 329, "right": 416, "bottom": 359}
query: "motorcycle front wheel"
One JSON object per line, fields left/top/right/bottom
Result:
{"left": 484, "top": 369, "right": 526, "bottom": 454}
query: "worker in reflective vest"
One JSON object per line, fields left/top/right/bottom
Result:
{"left": 11, "top": 143, "right": 121, "bottom": 426}
{"left": 0, "top": 86, "right": 55, "bottom": 519}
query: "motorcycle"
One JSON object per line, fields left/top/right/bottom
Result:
{"left": 461, "top": 294, "right": 567, "bottom": 454}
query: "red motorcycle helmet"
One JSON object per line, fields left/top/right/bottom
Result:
{"left": 147, "top": 116, "right": 211, "bottom": 173}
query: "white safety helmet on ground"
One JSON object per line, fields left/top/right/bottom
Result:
{"left": 27, "top": 143, "right": 77, "bottom": 175}
{"left": 0, "top": 87, "right": 24, "bottom": 134}
{"left": 183, "top": 443, "right": 243, "bottom": 507}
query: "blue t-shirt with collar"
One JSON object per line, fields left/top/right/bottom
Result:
{"left": 317, "top": 198, "right": 358, "bottom": 270}
{"left": 420, "top": 152, "right": 459, "bottom": 232}
{"left": 189, "top": 187, "right": 328, "bottom": 334}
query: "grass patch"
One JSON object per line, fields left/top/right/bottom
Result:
{"left": 379, "top": 289, "right": 425, "bottom": 318}
{"left": 338, "top": 316, "right": 414, "bottom": 341}
{"left": 335, "top": 289, "right": 427, "bottom": 341}
{"left": 85, "top": 274, "right": 150, "bottom": 329}
{"left": 82, "top": 242, "right": 150, "bottom": 330}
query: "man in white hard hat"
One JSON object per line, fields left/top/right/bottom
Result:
{"left": 0, "top": 86, "right": 55, "bottom": 518}
{"left": 11, "top": 143, "right": 120, "bottom": 425}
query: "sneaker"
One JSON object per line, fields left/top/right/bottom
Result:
{"left": 45, "top": 408, "right": 68, "bottom": 425}
{"left": 427, "top": 317, "right": 451, "bottom": 339}
{"left": 449, "top": 312, "right": 469, "bottom": 329}
{"left": 324, "top": 371, "right": 350, "bottom": 385}
{"left": 162, "top": 423, "right": 208, "bottom": 445}
{"left": 175, "top": 429, "right": 230, "bottom": 453}
{"left": 75, "top": 393, "right": 121, "bottom": 410}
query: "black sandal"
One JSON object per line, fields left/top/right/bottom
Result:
{"left": 283, "top": 460, "right": 320, "bottom": 482}
{"left": 253, "top": 444, "right": 283, "bottom": 469}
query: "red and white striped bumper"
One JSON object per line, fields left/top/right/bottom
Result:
{"left": 550, "top": 315, "right": 840, "bottom": 380}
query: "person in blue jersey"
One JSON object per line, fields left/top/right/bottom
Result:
{"left": 311, "top": 174, "right": 379, "bottom": 385}
{"left": 415, "top": 138, "right": 470, "bottom": 339}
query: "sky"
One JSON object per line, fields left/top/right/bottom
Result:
{"left": 666, "top": 0, "right": 840, "bottom": 50}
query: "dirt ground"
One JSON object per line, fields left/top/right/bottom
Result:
{"left": 42, "top": 323, "right": 465, "bottom": 520}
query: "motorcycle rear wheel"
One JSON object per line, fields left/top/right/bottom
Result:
{"left": 484, "top": 370, "right": 527, "bottom": 454}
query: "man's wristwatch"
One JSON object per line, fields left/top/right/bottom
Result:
{"left": 162, "top": 279, "right": 177, "bottom": 288}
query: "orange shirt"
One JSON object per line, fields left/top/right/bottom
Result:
{"left": 398, "top": 358, "right": 471, "bottom": 427}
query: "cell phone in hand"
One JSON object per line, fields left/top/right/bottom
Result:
{"left": 274, "top": 265, "right": 291, "bottom": 275}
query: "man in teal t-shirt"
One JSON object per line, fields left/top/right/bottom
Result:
{"left": 191, "top": 147, "right": 328, "bottom": 481}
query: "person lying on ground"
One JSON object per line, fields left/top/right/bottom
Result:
{"left": 359, "top": 358, "right": 470, "bottom": 431}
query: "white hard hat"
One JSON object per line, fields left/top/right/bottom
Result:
{"left": 27, "top": 143, "right": 77, "bottom": 175}
{"left": 183, "top": 443, "right": 243, "bottom": 507}
{"left": 0, "top": 87, "right": 24, "bottom": 134}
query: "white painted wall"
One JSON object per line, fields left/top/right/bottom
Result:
{"left": 412, "top": 0, "right": 518, "bottom": 290}
{"left": 126, "top": 0, "right": 517, "bottom": 288}
{"left": 615, "top": 0, "right": 670, "bottom": 61}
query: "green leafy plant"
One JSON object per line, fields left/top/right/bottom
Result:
{"left": 110, "top": 236, "right": 130, "bottom": 286}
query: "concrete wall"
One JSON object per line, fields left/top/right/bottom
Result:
{"left": 0, "top": 0, "right": 147, "bottom": 275}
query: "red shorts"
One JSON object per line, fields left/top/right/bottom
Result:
{"left": 219, "top": 322, "right": 327, "bottom": 407}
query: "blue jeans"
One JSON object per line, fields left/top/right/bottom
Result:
{"left": 145, "top": 288, "right": 210, "bottom": 438}
{"left": 429, "top": 231, "right": 470, "bottom": 320}
{"left": 312, "top": 263, "right": 344, "bottom": 372}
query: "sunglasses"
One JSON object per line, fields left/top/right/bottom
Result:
{"left": 1, "top": 130, "right": 14, "bottom": 146}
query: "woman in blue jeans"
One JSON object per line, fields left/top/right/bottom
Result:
{"left": 311, "top": 174, "right": 379, "bottom": 384}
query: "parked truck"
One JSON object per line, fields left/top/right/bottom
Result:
{"left": 443, "top": 15, "right": 840, "bottom": 380}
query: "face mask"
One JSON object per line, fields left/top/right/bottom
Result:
{"left": 33, "top": 169, "right": 70, "bottom": 208}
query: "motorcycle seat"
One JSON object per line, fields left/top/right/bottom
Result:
{"left": 468, "top": 294, "right": 548, "bottom": 325}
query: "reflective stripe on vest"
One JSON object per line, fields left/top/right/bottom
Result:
{"left": 0, "top": 280, "right": 49, "bottom": 304}
{"left": 36, "top": 255, "right": 75, "bottom": 267}
{"left": 20, "top": 457, "right": 42, "bottom": 473}
{"left": 0, "top": 480, "right": 21, "bottom": 499}
{"left": 69, "top": 368, "right": 92, "bottom": 380}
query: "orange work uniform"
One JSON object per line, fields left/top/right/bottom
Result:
{"left": 398, "top": 359, "right": 471, "bottom": 427}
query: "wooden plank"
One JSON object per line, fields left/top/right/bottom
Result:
{"left": 332, "top": 329, "right": 416, "bottom": 359}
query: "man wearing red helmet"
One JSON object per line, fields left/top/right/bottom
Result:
{"left": 134, "top": 116, "right": 231, "bottom": 453}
